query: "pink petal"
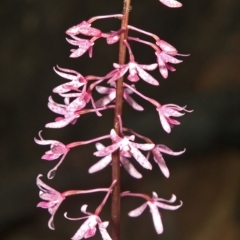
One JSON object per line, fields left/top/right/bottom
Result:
{"left": 110, "top": 129, "right": 122, "bottom": 142}
{"left": 120, "top": 156, "right": 142, "bottom": 179}
{"left": 88, "top": 155, "right": 112, "bottom": 173}
{"left": 95, "top": 91, "right": 116, "bottom": 107}
{"left": 130, "top": 146, "right": 152, "bottom": 170}
{"left": 159, "top": 66, "right": 168, "bottom": 79}
{"left": 155, "top": 200, "right": 183, "bottom": 210}
{"left": 66, "top": 21, "right": 101, "bottom": 37}
{"left": 66, "top": 97, "right": 87, "bottom": 112}
{"left": 107, "top": 34, "right": 120, "bottom": 44}
{"left": 34, "top": 137, "right": 57, "bottom": 146}
{"left": 95, "top": 142, "right": 105, "bottom": 150}
{"left": 45, "top": 115, "right": 78, "bottom": 128}
{"left": 128, "top": 202, "right": 148, "bottom": 217}
{"left": 70, "top": 47, "right": 88, "bottom": 58}
{"left": 71, "top": 216, "right": 98, "bottom": 240}
{"left": 160, "top": 53, "right": 182, "bottom": 64}
{"left": 156, "top": 40, "right": 177, "bottom": 54}
{"left": 130, "top": 142, "right": 155, "bottom": 151}
{"left": 139, "top": 63, "right": 158, "bottom": 71}
{"left": 37, "top": 201, "right": 52, "bottom": 209}
{"left": 136, "top": 65, "right": 159, "bottom": 86}
{"left": 93, "top": 142, "right": 122, "bottom": 157}
{"left": 152, "top": 148, "right": 169, "bottom": 178}
{"left": 36, "top": 174, "right": 57, "bottom": 193}
{"left": 123, "top": 92, "right": 144, "bottom": 111}
{"left": 98, "top": 222, "right": 112, "bottom": 240}
{"left": 53, "top": 66, "right": 84, "bottom": 82}
{"left": 48, "top": 101, "right": 66, "bottom": 115}
{"left": 153, "top": 193, "right": 177, "bottom": 203}
{"left": 42, "top": 153, "right": 61, "bottom": 161}
{"left": 157, "top": 144, "right": 185, "bottom": 156}
{"left": 147, "top": 202, "right": 163, "bottom": 234}
{"left": 159, "top": 0, "right": 182, "bottom": 8}
{"left": 158, "top": 112, "right": 171, "bottom": 133}
{"left": 95, "top": 86, "right": 113, "bottom": 94}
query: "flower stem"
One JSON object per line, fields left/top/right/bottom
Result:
{"left": 112, "top": 1, "right": 132, "bottom": 240}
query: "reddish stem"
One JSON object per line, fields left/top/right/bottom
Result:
{"left": 111, "top": 1, "right": 132, "bottom": 240}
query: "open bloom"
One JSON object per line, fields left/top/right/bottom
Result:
{"left": 89, "top": 142, "right": 142, "bottom": 179}
{"left": 95, "top": 83, "right": 143, "bottom": 111}
{"left": 159, "top": 0, "right": 182, "bottom": 8}
{"left": 127, "top": 192, "right": 182, "bottom": 234}
{"left": 65, "top": 205, "right": 112, "bottom": 240}
{"left": 45, "top": 96, "right": 81, "bottom": 128}
{"left": 66, "top": 35, "right": 94, "bottom": 58}
{"left": 149, "top": 144, "right": 185, "bottom": 178}
{"left": 155, "top": 50, "right": 182, "bottom": 79}
{"left": 155, "top": 39, "right": 189, "bottom": 79}
{"left": 34, "top": 131, "right": 69, "bottom": 161}
{"left": 94, "top": 129, "right": 154, "bottom": 170}
{"left": 157, "top": 104, "right": 192, "bottom": 133}
{"left": 53, "top": 66, "right": 86, "bottom": 94}
{"left": 34, "top": 131, "right": 70, "bottom": 178}
{"left": 108, "top": 61, "right": 159, "bottom": 85}
{"left": 36, "top": 174, "right": 65, "bottom": 230}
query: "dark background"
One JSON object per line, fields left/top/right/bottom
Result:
{"left": 1, "top": 0, "right": 240, "bottom": 239}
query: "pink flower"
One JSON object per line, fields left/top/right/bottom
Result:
{"left": 159, "top": 0, "right": 182, "bottom": 8}
{"left": 155, "top": 40, "right": 189, "bottom": 79}
{"left": 95, "top": 83, "right": 143, "bottom": 111}
{"left": 45, "top": 96, "right": 80, "bottom": 128}
{"left": 65, "top": 205, "right": 112, "bottom": 240}
{"left": 53, "top": 66, "right": 86, "bottom": 94}
{"left": 155, "top": 50, "right": 182, "bottom": 79}
{"left": 89, "top": 142, "right": 142, "bottom": 179}
{"left": 150, "top": 145, "right": 185, "bottom": 178}
{"left": 108, "top": 61, "right": 159, "bottom": 85}
{"left": 34, "top": 131, "right": 70, "bottom": 179}
{"left": 34, "top": 131, "right": 69, "bottom": 160}
{"left": 66, "top": 21, "right": 101, "bottom": 37}
{"left": 66, "top": 35, "right": 94, "bottom": 58}
{"left": 156, "top": 104, "right": 192, "bottom": 133}
{"left": 36, "top": 174, "right": 65, "bottom": 230}
{"left": 94, "top": 129, "right": 154, "bottom": 170}
{"left": 128, "top": 192, "right": 182, "bottom": 234}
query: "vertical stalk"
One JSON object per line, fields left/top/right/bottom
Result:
{"left": 111, "top": 0, "right": 132, "bottom": 240}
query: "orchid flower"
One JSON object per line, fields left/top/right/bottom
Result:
{"left": 52, "top": 66, "right": 86, "bottom": 94}
{"left": 94, "top": 129, "right": 154, "bottom": 170}
{"left": 155, "top": 39, "right": 189, "bottom": 78}
{"left": 149, "top": 144, "right": 185, "bottom": 178}
{"left": 45, "top": 96, "right": 80, "bottom": 128}
{"left": 122, "top": 191, "right": 182, "bottom": 234}
{"left": 66, "top": 35, "right": 95, "bottom": 58}
{"left": 36, "top": 174, "right": 65, "bottom": 230}
{"left": 108, "top": 40, "right": 159, "bottom": 85}
{"left": 34, "top": 131, "right": 70, "bottom": 179}
{"left": 156, "top": 104, "right": 192, "bottom": 133}
{"left": 65, "top": 205, "right": 111, "bottom": 240}
{"left": 64, "top": 181, "right": 116, "bottom": 240}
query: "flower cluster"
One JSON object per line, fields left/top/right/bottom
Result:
{"left": 35, "top": 1, "right": 191, "bottom": 239}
